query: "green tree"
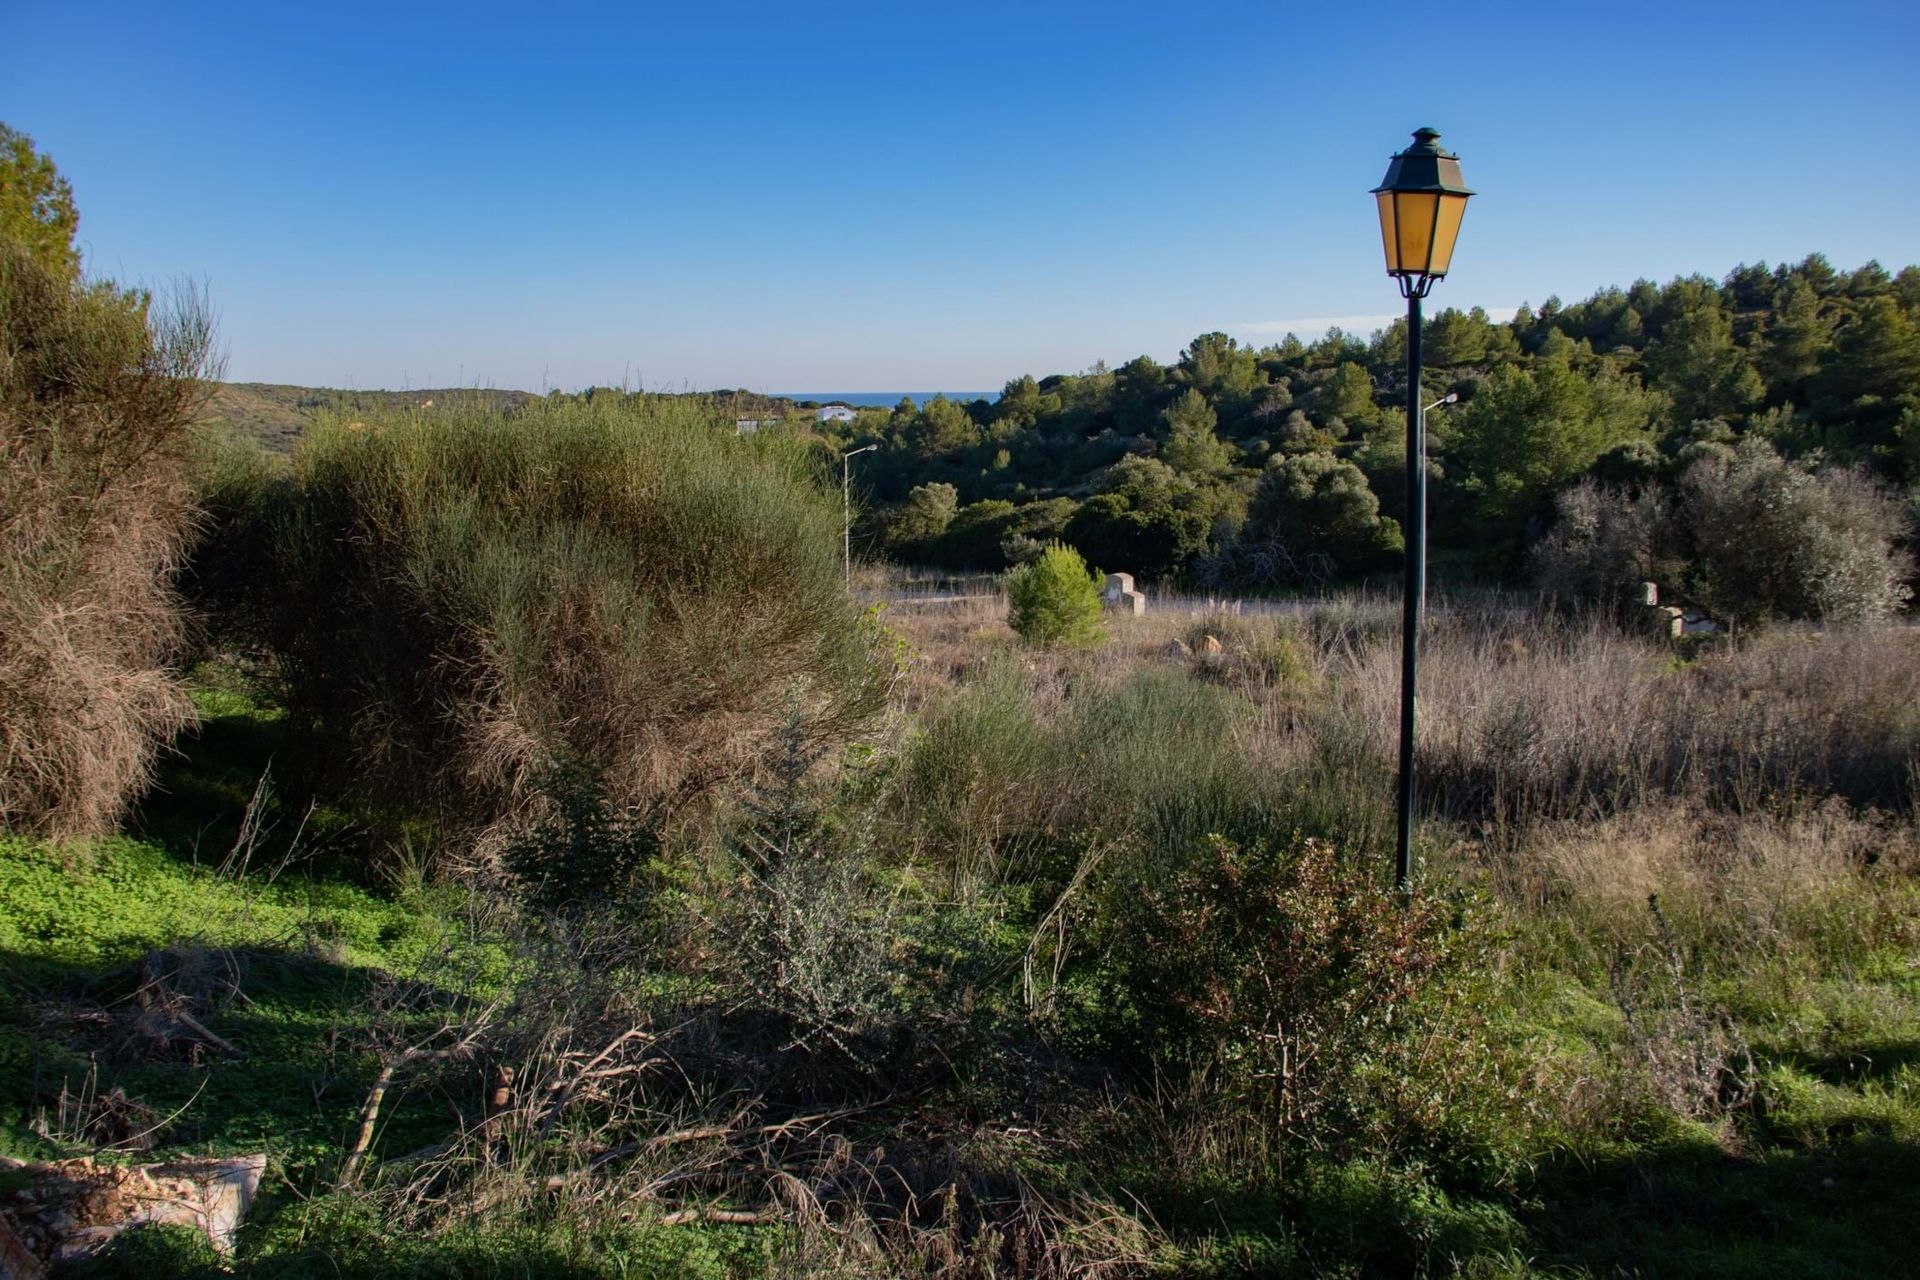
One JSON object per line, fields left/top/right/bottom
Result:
{"left": 1160, "top": 388, "right": 1232, "bottom": 477}
{"left": 1643, "top": 299, "right": 1764, "bottom": 423}
{"left": 1176, "top": 332, "right": 1262, "bottom": 406}
{"left": 1758, "top": 277, "right": 1832, "bottom": 394}
{"left": 1112, "top": 354, "right": 1170, "bottom": 435}
{"left": 909, "top": 394, "right": 978, "bottom": 459}
{"left": 1238, "top": 452, "right": 1401, "bottom": 581}
{"left": 1006, "top": 542, "right": 1105, "bottom": 650}
{"left": 1825, "top": 296, "right": 1920, "bottom": 407}
{"left": 938, "top": 498, "right": 1018, "bottom": 566}
{"left": 1451, "top": 352, "right": 1663, "bottom": 525}
{"left": 1271, "top": 407, "right": 1339, "bottom": 455}
{"left": 1423, "top": 307, "right": 1491, "bottom": 367}
{"left": 997, "top": 374, "right": 1042, "bottom": 427}
{"left": 1065, "top": 456, "right": 1217, "bottom": 578}
{"left": 0, "top": 124, "right": 79, "bottom": 279}
{"left": 890, "top": 482, "right": 958, "bottom": 548}
{"left": 1313, "top": 362, "right": 1380, "bottom": 431}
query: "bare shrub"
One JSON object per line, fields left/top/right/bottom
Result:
{"left": 333, "top": 865, "right": 1153, "bottom": 1279}
{"left": 193, "top": 396, "right": 892, "bottom": 833}
{"left": 1609, "top": 897, "right": 1754, "bottom": 1120}
{"left": 1530, "top": 477, "right": 1680, "bottom": 611}
{"left": 0, "top": 245, "right": 219, "bottom": 837}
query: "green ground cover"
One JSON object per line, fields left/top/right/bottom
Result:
{"left": 4, "top": 672, "right": 1916, "bottom": 1277}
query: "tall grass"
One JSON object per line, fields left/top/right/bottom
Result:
{"left": 193, "top": 394, "right": 891, "bottom": 833}
{"left": 1329, "top": 611, "right": 1920, "bottom": 825}
{"left": 888, "top": 594, "right": 1920, "bottom": 912}
{"left": 0, "top": 245, "right": 218, "bottom": 837}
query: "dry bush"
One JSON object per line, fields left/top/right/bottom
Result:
{"left": 1683, "top": 438, "right": 1913, "bottom": 625}
{"left": 193, "top": 396, "right": 892, "bottom": 835}
{"left": 1531, "top": 477, "right": 1682, "bottom": 612}
{"left": 0, "top": 245, "right": 218, "bottom": 837}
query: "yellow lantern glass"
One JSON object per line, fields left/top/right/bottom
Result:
{"left": 1374, "top": 190, "right": 1469, "bottom": 278}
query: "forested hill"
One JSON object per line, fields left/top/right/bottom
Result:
{"left": 825, "top": 255, "right": 1920, "bottom": 593}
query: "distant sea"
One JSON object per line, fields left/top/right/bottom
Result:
{"left": 773, "top": 391, "right": 998, "bottom": 407}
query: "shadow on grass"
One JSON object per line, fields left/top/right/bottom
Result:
{"left": 1524, "top": 1131, "right": 1920, "bottom": 1279}
{"left": 0, "top": 943, "right": 467, "bottom": 1167}
{"left": 1777, "top": 1039, "right": 1920, "bottom": 1088}
{"left": 129, "top": 691, "right": 391, "bottom": 884}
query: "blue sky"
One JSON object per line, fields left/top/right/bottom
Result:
{"left": 5, "top": 1, "right": 1917, "bottom": 391}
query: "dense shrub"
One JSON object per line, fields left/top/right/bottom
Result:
{"left": 1005, "top": 542, "right": 1105, "bottom": 650}
{"left": 896, "top": 662, "right": 1273, "bottom": 890}
{"left": 1533, "top": 438, "right": 1911, "bottom": 625}
{"left": 501, "top": 765, "right": 661, "bottom": 915}
{"left": 1110, "top": 833, "right": 1458, "bottom": 1138}
{"left": 899, "top": 659, "right": 1058, "bottom": 883}
{"left": 1681, "top": 436, "right": 1911, "bottom": 624}
{"left": 193, "top": 396, "right": 890, "bottom": 830}
{"left": 1202, "top": 452, "right": 1402, "bottom": 588}
{"left": 0, "top": 245, "right": 217, "bottom": 837}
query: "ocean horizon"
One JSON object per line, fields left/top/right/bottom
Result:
{"left": 772, "top": 391, "right": 998, "bottom": 407}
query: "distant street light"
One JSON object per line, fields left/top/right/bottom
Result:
{"left": 843, "top": 443, "right": 878, "bottom": 587}
{"left": 1418, "top": 393, "right": 1459, "bottom": 617}
{"left": 1372, "top": 128, "right": 1473, "bottom": 892}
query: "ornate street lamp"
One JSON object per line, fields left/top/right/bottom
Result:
{"left": 1372, "top": 128, "right": 1472, "bottom": 891}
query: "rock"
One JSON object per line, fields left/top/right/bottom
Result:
{"left": 0, "top": 1153, "right": 265, "bottom": 1270}
{"left": 1101, "top": 573, "right": 1147, "bottom": 615}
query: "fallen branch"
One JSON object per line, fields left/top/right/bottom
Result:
{"left": 655, "top": 1206, "right": 779, "bottom": 1227}
{"left": 338, "top": 1024, "right": 491, "bottom": 1191}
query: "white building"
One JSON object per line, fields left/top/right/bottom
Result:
{"left": 816, "top": 405, "right": 858, "bottom": 423}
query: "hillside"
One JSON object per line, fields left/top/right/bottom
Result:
{"left": 197, "top": 383, "right": 813, "bottom": 452}
{"left": 198, "top": 382, "right": 541, "bottom": 451}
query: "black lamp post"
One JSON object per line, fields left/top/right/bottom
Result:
{"left": 1371, "top": 128, "right": 1472, "bottom": 891}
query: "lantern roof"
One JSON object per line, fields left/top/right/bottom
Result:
{"left": 1371, "top": 128, "right": 1475, "bottom": 197}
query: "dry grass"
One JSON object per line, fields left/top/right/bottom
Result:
{"left": 881, "top": 586, "right": 1920, "bottom": 899}
{"left": 0, "top": 246, "right": 219, "bottom": 838}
